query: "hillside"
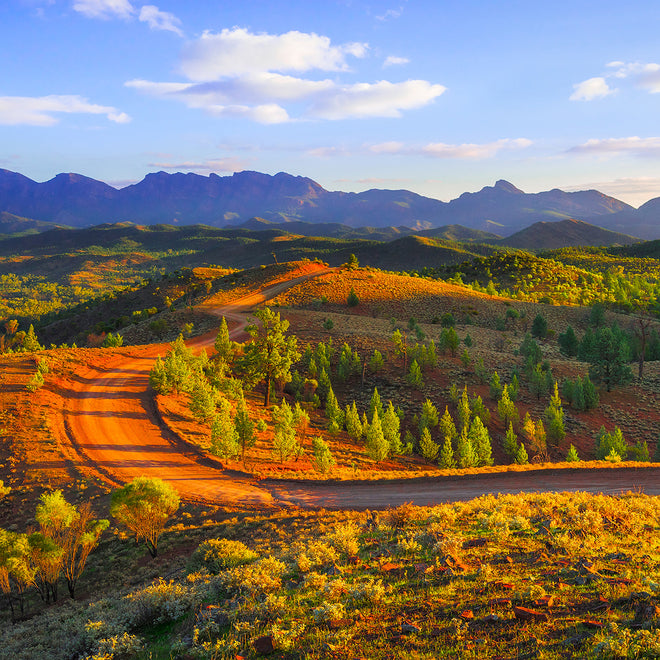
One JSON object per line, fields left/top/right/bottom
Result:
{"left": 0, "top": 211, "right": 67, "bottom": 238}
{"left": 498, "top": 218, "right": 641, "bottom": 249}
{"left": 0, "top": 168, "right": 634, "bottom": 234}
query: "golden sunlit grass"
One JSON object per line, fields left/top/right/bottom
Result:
{"left": 2, "top": 491, "right": 659, "bottom": 659}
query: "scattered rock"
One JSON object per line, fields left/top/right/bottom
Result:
{"left": 401, "top": 622, "right": 421, "bottom": 635}
{"left": 253, "top": 635, "right": 275, "bottom": 655}
{"left": 513, "top": 606, "right": 548, "bottom": 622}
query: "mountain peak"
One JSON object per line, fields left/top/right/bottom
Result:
{"left": 493, "top": 180, "right": 524, "bottom": 194}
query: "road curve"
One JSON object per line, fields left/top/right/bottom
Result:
{"left": 59, "top": 267, "right": 660, "bottom": 510}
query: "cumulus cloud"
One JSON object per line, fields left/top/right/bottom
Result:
{"left": 0, "top": 94, "right": 131, "bottom": 126}
{"left": 383, "top": 55, "right": 409, "bottom": 68}
{"left": 72, "top": 0, "right": 135, "bottom": 20}
{"left": 568, "top": 136, "right": 660, "bottom": 157}
{"left": 127, "top": 27, "right": 443, "bottom": 123}
{"left": 127, "top": 73, "right": 444, "bottom": 123}
{"left": 569, "top": 76, "right": 613, "bottom": 101}
{"left": 180, "top": 28, "right": 367, "bottom": 80}
{"left": 369, "top": 138, "right": 532, "bottom": 159}
{"left": 138, "top": 5, "right": 183, "bottom": 36}
{"left": 571, "top": 61, "right": 660, "bottom": 100}
{"left": 308, "top": 80, "right": 445, "bottom": 119}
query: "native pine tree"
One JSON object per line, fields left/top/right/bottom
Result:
{"left": 503, "top": 422, "right": 519, "bottom": 459}
{"left": 544, "top": 382, "right": 566, "bottom": 445}
{"left": 312, "top": 436, "right": 336, "bottom": 473}
{"left": 497, "top": 385, "right": 518, "bottom": 428}
{"left": 457, "top": 386, "right": 471, "bottom": 431}
{"left": 419, "top": 427, "right": 439, "bottom": 461}
{"left": 382, "top": 401, "right": 402, "bottom": 454}
{"left": 407, "top": 359, "right": 424, "bottom": 388}
{"left": 438, "top": 406, "right": 457, "bottom": 446}
{"left": 368, "top": 349, "right": 385, "bottom": 373}
{"left": 366, "top": 409, "right": 389, "bottom": 462}
{"left": 344, "top": 401, "right": 363, "bottom": 439}
{"left": 438, "top": 434, "right": 456, "bottom": 468}
{"left": 325, "top": 385, "right": 344, "bottom": 432}
{"left": 239, "top": 307, "right": 300, "bottom": 406}
{"left": 419, "top": 398, "right": 439, "bottom": 435}
{"left": 583, "top": 326, "right": 633, "bottom": 392}
{"left": 468, "top": 416, "right": 493, "bottom": 466}
{"left": 566, "top": 444, "right": 580, "bottom": 462}
{"left": 271, "top": 400, "right": 300, "bottom": 462}
{"left": 368, "top": 387, "right": 384, "bottom": 422}
{"left": 489, "top": 371, "right": 503, "bottom": 400}
{"left": 189, "top": 376, "right": 217, "bottom": 423}
{"left": 211, "top": 398, "right": 240, "bottom": 459}
{"left": 455, "top": 429, "right": 477, "bottom": 468}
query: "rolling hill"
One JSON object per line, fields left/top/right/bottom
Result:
{"left": 498, "top": 218, "right": 641, "bottom": 249}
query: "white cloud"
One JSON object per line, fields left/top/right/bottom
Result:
{"left": 0, "top": 94, "right": 130, "bottom": 126}
{"left": 383, "top": 55, "right": 409, "bottom": 68}
{"left": 181, "top": 28, "right": 367, "bottom": 81}
{"left": 569, "top": 136, "right": 660, "bottom": 157}
{"left": 309, "top": 80, "right": 445, "bottom": 119}
{"left": 127, "top": 27, "right": 444, "bottom": 123}
{"left": 127, "top": 75, "right": 444, "bottom": 122}
{"left": 369, "top": 141, "right": 405, "bottom": 154}
{"left": 376, "top": 6, "right": 404, "bottom": 21}
{"left": 138, "top": 5, "right": 183, "bottom": 36}
{"left": 147, "top": 157, "right": 249, "bottom": 172}
{"left": 72, "top": 0, "right": 134, "bottom": 20}
{"left": 572, "top": 61, "right": 660, "bottom": 99}
{"left": 369, "top": 138, "right": 532, "bottom": 159}
{"left": 569, "top": 77, "right": 613, "bottom": 101}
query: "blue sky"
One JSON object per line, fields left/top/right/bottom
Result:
{"left": 3, "top": 0, "right": 660, "bottom": 206}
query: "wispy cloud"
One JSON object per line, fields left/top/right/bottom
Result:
{"left": 127, "top": 27, "right": 445, "bottom": 123}
{"left": 72, "top": 0, "right": 184, "bottom": 36}
{"left": 376, "top": 6, "right": 404, "bottom": 21}
{"left": 383, "top": 55, "right": 409, "bottom": 68}
{"left": 568, "top": 136, "right": 660, "bottom": 157}
{"left": 147, "top": 157, "right": 249, "bottom": 172}
{"left": 564, "top": 176, "right": 660, "bottom": 207}
{"left": 369, "top": 138, "right": 532, "bottom": 159}
{"left": 72, "top": 0, "right": 135, "bottom": 20}
{"left": 139, "top": 5, "right": 183, "bottom": 36}
{"left": 0, "top": 94, "right": 130, "bottom": 126}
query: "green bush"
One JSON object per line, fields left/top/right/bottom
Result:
{"left": 187, "top": 538, "right": 258, "bottom": 575}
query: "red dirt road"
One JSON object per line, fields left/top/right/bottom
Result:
{"left": 59, "top": 267, "right": 660, "bottom": 510}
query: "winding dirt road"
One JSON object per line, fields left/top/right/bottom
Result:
{"left": 59, "top": 267, "right": 660, "bottom": 510}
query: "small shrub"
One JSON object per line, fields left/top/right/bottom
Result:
{"left": 187, "top": 538, "right": 258, "bottom": 575}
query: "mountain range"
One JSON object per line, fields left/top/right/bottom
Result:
{"left": 2, "top": 168, "right": 656, "bottom": 238}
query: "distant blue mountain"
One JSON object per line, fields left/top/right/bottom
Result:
{"left": 0, "top": 168, "right": 638, "bottom": 236}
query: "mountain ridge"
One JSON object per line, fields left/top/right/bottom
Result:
{"left": 0, "top": 168, "right": 648, "bottom": 237}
